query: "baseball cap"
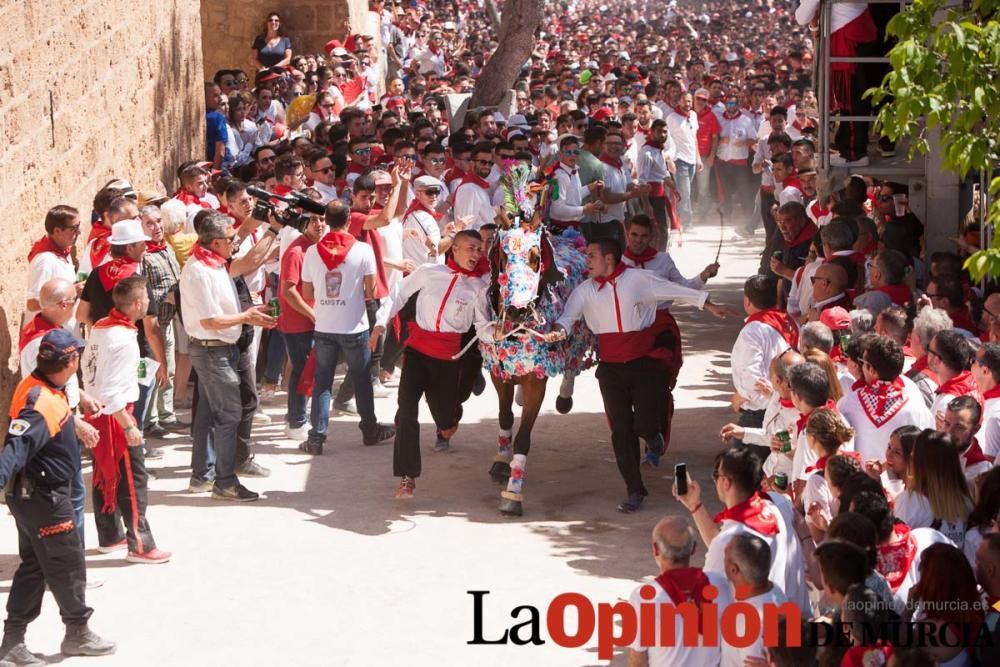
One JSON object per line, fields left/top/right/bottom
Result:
{"left": 38, "top": 329, "right": 86, "bottom": 364}
{"left": 694, "top": 88, "right": 710, "bottom": 100}
{"left": 820, "top": 307, "right": 851, "bottom": 332}
{"left": 109, "top": 219, "right": 151, "bottom": 245}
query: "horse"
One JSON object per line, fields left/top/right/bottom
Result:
{"left": 479, "top": 192, "right": 597, "bottom": 516}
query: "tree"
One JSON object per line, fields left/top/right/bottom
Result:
{"left": 470, "top": 0, "right": 544, "bottom": 108}
{"left": 868, "top": 0, "right": 1000, "bottom": 279}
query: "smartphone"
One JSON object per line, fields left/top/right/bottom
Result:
{"left": 674, "top": 463, "right": 688, "bottom": 496}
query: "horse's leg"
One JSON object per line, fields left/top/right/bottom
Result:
{"left": 499, "top": 375, "right": 547, "bottom": 516}
{"left": 555, "top": 371, "right": 576, "bottom": 414}
{"left": 489, "top": 373, "right": 515, "bottom": 483}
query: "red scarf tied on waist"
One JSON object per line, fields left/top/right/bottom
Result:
{"left": 624, "top": 246, "right": 657, "bottom": 269}
{"left": 191, "top": 243, "right": 228, "bottom": 269}
{"left": 27, "top": 236, "right": 71, "bottom": 263}
{"left": 713, "top": 493, "right": 780, "bottom": 536}
{"left": 18, "top": 314, "right": 58, "bottom": 353}
{"left": 88, "top": 223, "right": 112, "bottom": 268}
{"left": 315, "top": 231, "right": 357, "bottom": 270}
{"left": 857, "top": 377, "right": 908, "bottom": 427}
{"left": 654, "top": 568, "right": 712, "bottom": 634}
{"left": 745, "top": 307, "right": 799, "bottom": 349}
{"left": 96, "top": 256, "right": 140, "bottom": 291}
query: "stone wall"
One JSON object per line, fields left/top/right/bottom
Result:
{"left": 0, "top": 0, "right": 205, "bottom": 402}
{"left": 200, "top": 0, "right": 376, "bottom": 78}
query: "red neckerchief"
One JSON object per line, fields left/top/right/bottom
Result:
{"left": 444, "top": 167, "right": 466, "bottom": 184}
{"left": 936, "top": 370, "right": 981, "bottom": 401}
{"left": 599, "top": 154, "right": 623, "bottom": 169}
{"left": 907, "top": 356, "right": 938, "bottom": 383}
{"left": 950, "top": 307, "right": 980, "bottom": 334}
{"left": 857, "top": 377, "right": 908, "bottom": 427}
{"left": 93, "top": 307, "right": 138, "bottom": 331}
{"left": 654, "top": 568, "right": 712, "bottom": 634}
{"left": 877, "top": 523, "right": 918, "bottom": 591}
{"left": 644, "top": 140, "right": 665, "bottom": 151}
{"left": 273, "top": 184, "right": 293, "bottom": 197}
{"left": 18, "top": 314, "right": 58, "bottom": 353}
{"left": 27, "top": 236, "right": 71, "bottom": 263}
{"left": 722, "top": 108, "right": 742, "bottom": 120}
{"left": 346, "top": 161, "right": 367, "bottom": 175}
{"left": 783, "top": 176, "right": 803, "bottom": 192}
{"left": 461, "top": 171, "right": 491, "bottom": 190}
{"left": 851, "top": 377, "right": 866, "bottom": 391}
{"left": 88, "top": 223, "right": 112, "bottom": 268}
{"left": 713, "top": 493, "right": 780, "bottom": 536}
{"left": 830, "top": 344, "right": 846, "bottom": 363}
{"left": 191, "top": 243, "right": 227, "bottom": 269}
{"left": 876, "top": 284, "right": 912, "bottom": 306}
{"left": 842, "top": 643, "right": 894, "bottom": 667}
{"left": 963, "top": 438, "right": 994, "bottom": 466}
{"left": 145, "top": 241, "right": 167, "bottom": 253}
{"left": 315, "top": 231, "right": 356, "bottom": 270}
{"left": 779, "top": 397, "right": 795, "bottom": 409}
{"left": 447, "top": 255, "right": 489, "bottom": 278}
{"left": 983, "top": 386, "right": 1000, "bottom": 402}
{"left": 787, "top": 221, "right": 818, "bottom": 248}
{"left": 796, "top": 399, "right": 838, "bottom": 435}
{"left": 404, "top": 199, "right": 443, "bottom": 222}
{"left": 96, "top": 256, "right": 139, "bottom": 291}
{"left": 174, "top": 189, "right": 211, "bottom": 209}
{"left": 623, "top": 246, "right": 657, "bottom": 268}
{"left": 745, "top": 307, "right": 799, "bottom": 348}
{"left": 593, "top": 262, "right": 627, "bottom": 291}
{"left": 806, "top": 449, "right": 862, "bottom": 473}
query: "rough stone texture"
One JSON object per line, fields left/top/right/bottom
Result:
{"left": 0, "top": 0, "right": 205, "bottom": 404}
{"left": 200, "top": 0, "right": 377, "bottom": 78}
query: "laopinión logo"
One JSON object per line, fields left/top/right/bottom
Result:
{"left": 467, "top": 589, "right": 999, "bottom": 659}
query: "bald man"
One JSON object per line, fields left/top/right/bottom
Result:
{"left": 627, "top": 516, "right": 731, "bottom": 667}
{"left": 806, "top": 262, "right": 850, "bottom": 321}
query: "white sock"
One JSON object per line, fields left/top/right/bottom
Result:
{"left": 559, "top": 374, "right": 575, "bottom": 398}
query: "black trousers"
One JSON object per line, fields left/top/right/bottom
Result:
{"left": 758, "top": 190, "right": 778, "bottom": 274}
{"left": 5, "top": 482, "right": 92, "bottom": 634}
{"left": 381, "top": 294, "right": 417, "bottom": 374}
{"left": 237, "top": 345, "right": 259, "bottom": 467}
{"left": 596, "top": 359, "right": 667, "bottom": 496}
{"left": 648, "top": 196, "right": 669, "bottom": 251}
{"left": 731, "top": 408, "right": 770, "bottom": 465}
{"left": 393, "top": 348, "right": 462, "bottom": 479}
{"left": 337, "top": 299, "right": 383, "bottom": 402}
{"left": 93, "top": 444, "right": 156, "bottom": 554}
{"left": 454, "top": 328, "right": 484, "bottom": 424}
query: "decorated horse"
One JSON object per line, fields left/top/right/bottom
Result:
{"left": 479, "top": 163, "right": 597, "bottom": 516}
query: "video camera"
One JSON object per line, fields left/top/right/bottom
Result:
{"left": 246, "top": 186, "right": 327, "bottom": 231}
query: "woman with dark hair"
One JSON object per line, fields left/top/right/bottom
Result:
{"left": 251, "top": 12, "right": 293, "bottom": 70}
{"left": 863, "top": 424, "right": 920, "bottom": 501}
{"left": 893, "top": 429, "right": 973, "bottom": 548}
{"left": 964, "top": 466, "right": 1000, "bottom": 565}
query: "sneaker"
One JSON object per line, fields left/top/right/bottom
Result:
{"left": 284, "top": 423, "right": 310, "bottom": 441}
{"left": 235, "top": 457, "right": 271, "bottom": 477}
{"left": 380, "top": 369, "right": 397, "bottom": 386}
{"left": 258, "top": 384, "right": 277, "bottom": 403}
{"left": 372, "top": 378, "right": 392, "bottom": 398}
{"left": 188, "top": 477, "right": 214, "bottom": 493}
{"left": 645, "top": 433, "right": 665, "bottom": 457}
{"left": 299, "top": 440, "right": 323, "bottom": 455}
{"left": 144, "top": 446, "right": 164, "bottom": 460}
{"left": 0, "top": 642, "right": 44, "bottom": 666}
{"left": 642, "top": 448, "right": 661, "bottom": 468}
{"left": 61, "top": 623, "right": 116, "bottom": 657}
{"left": 394, "top": 477, "right": 415, "bottom": 499}
{"left": 617, "top": 492, "right": 645, "bottom": 514}
{"left": 126, "top": 548, "right": 172, "bottom": 564}
{"left": 471, "top": 372, "right": 487, "bottom": 396}
{"left": 433, "top": 433, "right": 451, "bottom": 453}
{"left": 333, "top": 399, "right": 358, "bottom": 415}
{"left": 144, "top": 423, "right": 169, "bottom": 439}
{"left": 161, "top": 419, "right": 190, "bottom": 432}
{"left": 253, "top": 412, "right": 272, "bottom": 425}
{"left": 363, "top": 423, "right": 396, "bottom": 446}
{"left": 97, "top": 538, "right": 127, "bottom": 554}
{"left": 879, "top": 147, "right": 896, "bottom": 158}
{"left": 211, "top": 484, "right": 259, "bottom": 502}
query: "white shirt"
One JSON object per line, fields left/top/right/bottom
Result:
{"left": 665, "top": 110, "right": 700, "bottom": 165}
{"left": 981, "top": 394, "right": 1000, "bottom": 459}
{"left": 549, "top": 164, "right": 588, "bottom": 222}
{"left": 302, "top": 240, "right": 376, "bottom": 334}
{"left": 233, "top": 230, "right": 267, "bottom": 295}
{"left": 731, "top": 321, "right": 791, "bottom": 412}
{"left": 893, "top": 490, "right": 969, "bottom": 549}
{"left": 747, "top": 394, "right": 800, "bottom": 478}
{"left": 637, "top": 142, "right": 669, "bottom": 185}
{"left": 81, "top": 322, "right": 139, "bottom": 415}
{"left": 381, "top": 263, "right": 493, "bottom": 339}
{"left": 787, "top": 258, "right": 821, "bottom": 318}
{"left": 621, "top": 251, "right": 705, "bottom": 310}
{"left": 556, "top": 268, "right": 708, "bottom": 336}
{"left": 716, "top": 113, "right": 756, "bottom": 162}
{"left": 26, "top": 250, "right": 77, "bottom": 317}
{"left": 179, "top": 255, "right": 243, "bottom": 344}
{"left": 627, "top": 571, "right": 731, "bottom": 667}
{"left": 720, "top": 586, "right": 789, "bottom": 667}
{"left": 402, "top": 209, "right": 442, "bottom": 266}
{"left": 601, "top": 158, "right": 632, "bottom": 222}
{"left": 802, "top": 472, "right": 835, "bottom": 519}
{"left": 313, "top": 181, "right": 339, "bottom": 205}
{"left": 838, "top": 377, "right": 933, "bottom": 463}
{"left": 453, "top": 181, "right": 495, "bottom": 231}
{"left": 378, "top": 218, "right": 405, "bottom": 294}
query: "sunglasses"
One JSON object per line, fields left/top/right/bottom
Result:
{"left": 397, "top": 154, "right": 416, "bottom": 161}
{"left": 428, "top": 158, "right": 447, "bottom": 165}
{"left": 562, "top": 149, "right": 581, "bottom": 155}
{"left": 420, "top": 188, "right": 442, "bottom": 196}
{"left": 314, "top": 166, "right": 334, "bottom": 174}
{"left": 353, "top": 148, "right": 372, "bottom": 155}
{"left": 472, "top": 158, "right": 492, "bottom": 165}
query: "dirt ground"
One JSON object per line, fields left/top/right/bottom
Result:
{"left": 0, "top": 223, "right": 763, "bottom": 666}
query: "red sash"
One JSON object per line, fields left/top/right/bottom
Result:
{"left": 406, "top": 322, "right": 462, "bottom": 360}
{"left": 96, "top": 257, "right": 140, "bottom": 291}
{"left": 191, "top": 243, "right": 227, "bottom": 269}
{"left": 654, "top": 568, "right": 712, "bottom": 634}
{"left": 18, "top": 314, "right": 58, "bottom": 354}
{"left": 745, "top": 308, "right": 799, "bottom": 348}
{"left": 713, "top": 493, "right": 780, "bottom": 536}
{"left": 315, "top": 231, "right": 357, "bottom": 270}
{"left": 876, "top": 523, "right": 917, "bottom": 592}
{"left": 856, "top": 377, "right": 908, "bottom": 427}
{"left": 27, "top": 236, "right": 71, "bottom": 263}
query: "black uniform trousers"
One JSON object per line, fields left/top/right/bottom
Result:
{"left": 92, "top": 444, "right": 156, "bottom": 554}
{"left": 453, "top": 329, "right": 484, "bottom": 425}
{"left": 596, "top": 358, "right": 667, "bottom": 496}
{"left": 5, "top": 481, "right": 92, "bottom": 634}
{"left": 393, "top": 348, "right": 462, "bottom": 479}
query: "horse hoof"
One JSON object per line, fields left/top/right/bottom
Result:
{"left": 490, "top": 460, "right": 511, "bottom": 484}
{"left": 499, "top": 491, "right": 523, "bottom": 516}
{"left": 555, "top": 395, "right": 573, "bottom": 414}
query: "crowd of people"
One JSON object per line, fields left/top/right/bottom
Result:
{"left": 1, "top": 0, "right": 996, "bottom": 665}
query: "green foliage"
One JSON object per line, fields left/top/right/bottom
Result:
{"left": 867, "top": 0, "right": 1000, "bottom": 280}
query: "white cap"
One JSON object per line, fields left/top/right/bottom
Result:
{"left": 442, "top": 20, "right": 457, "bottom": 30}
{"left": 618, "top": 51, "right": 630, "bottom": 60}
{"left": 109, "top": 218, "right": 151, "bottom": 245}
{"left": 414, "top": 175, "right": 443, "bottom": 190}
{"left": 332, "top": 47, "right": 349, "bottom": 57}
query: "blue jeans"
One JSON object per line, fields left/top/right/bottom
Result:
{"left": 264, "top": 328, "right": 286, "bottom": 385}
{"left": 674, "top": 159, "right": 696, "bottom": 227}
{"left": 190, "top": 345, "right": 243, "bottom": 489}
{"left": 309, "top": 331, "right": 377, "bottom": 443}
{"left": 283, "top": 331, "right": 314, "bottom": 428}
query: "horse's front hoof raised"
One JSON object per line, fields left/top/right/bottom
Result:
{"left": 490, "top": 460, "right": 511, "bottom": 484}
{"left": 499, "top": 491, "right": 523, "bottom": 516}
{"left": 555, "top": 395, "right": 573, "bottom": 414}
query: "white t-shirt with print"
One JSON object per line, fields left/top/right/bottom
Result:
{"left": 301, "top": 241, "right": 376, "bottom": 335}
